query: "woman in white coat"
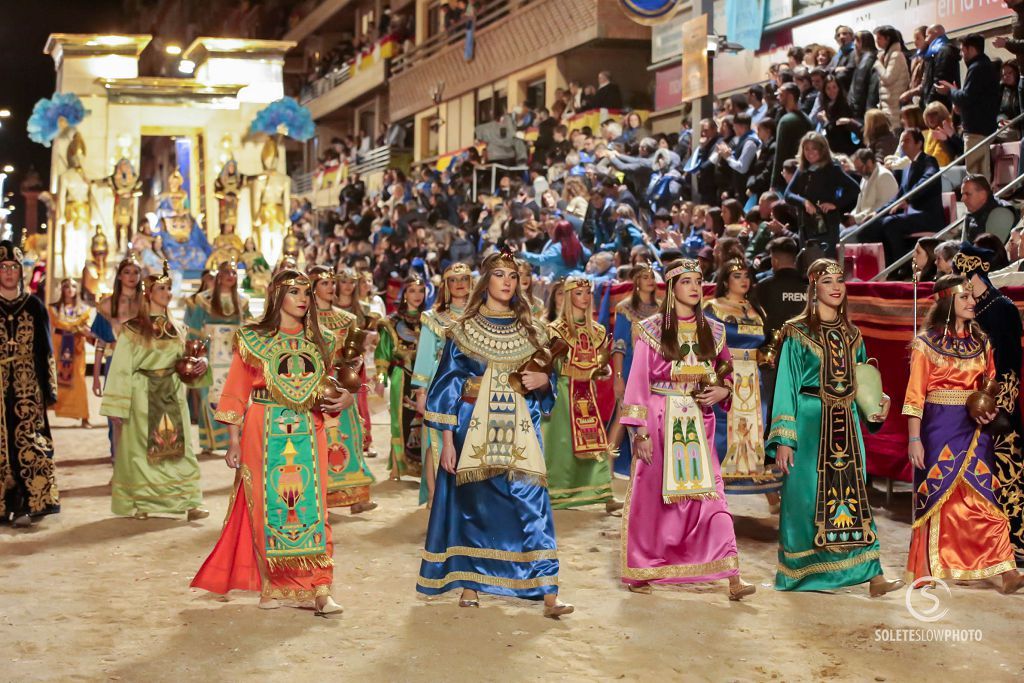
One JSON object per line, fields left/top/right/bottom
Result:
{"left": 874, "top": 26, "right": 911, "bottom": 129}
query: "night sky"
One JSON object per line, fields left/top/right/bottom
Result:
{"left": 1, "top": 0, "right": 124, "bottom": 225}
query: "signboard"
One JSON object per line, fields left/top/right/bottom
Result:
{"left": 651, "top": 3, "right": 693, "bottom": 63}
{"left": 655, "top": 62, "right": 684, "bottom": 110}
{"left": 681, "top": 13, "right": 710, "bottom": 102}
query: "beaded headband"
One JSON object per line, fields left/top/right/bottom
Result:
{"left": 665, "top": 259, "right": 701, "bottom": 281}
{"left": 632, "top": 261, "right": 655, "bottom": 279}
{"left": 336, "top": 267, "right": 358, "bottom": 281}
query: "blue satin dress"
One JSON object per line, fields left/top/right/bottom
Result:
{"left": 417, "top": 313, "right": 559, "bottom": 600}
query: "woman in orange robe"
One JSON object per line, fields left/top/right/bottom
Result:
{"left": 191, "top": 269, "right": 353, "bottom": 615}
{"left": 50, "top": 278, "right": 93, "bottom": 426}
{"left": 903, "top": 274, "right": 1023, "bottom": 593}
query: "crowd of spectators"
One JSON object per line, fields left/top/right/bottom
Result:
{"left": 284, "top": 17, "right": 1024, "bottom": 319}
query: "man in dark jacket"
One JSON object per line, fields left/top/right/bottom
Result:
{"left": 995, "top": 0, "right": 1024, "bottom": 191}
{"left": 746, "top": 117, "right": 777, "bottom": 202}
{"left": 863, "top": 128, "right": 944, "bottom": 265}
{"left": 717, "top": 112, "right": 760, "bottom": 201}
{"left": 589, "top": 71, "right": 623, "bottom": 109}
{"left": 771, "top": 84, "right": 814, "bottom": 191}
{"left": 921, "top": 24, "right": 961, "bottom": 108}
{"left": 937, "top": 33, "right": 1000, "bottom": 178}
{"left": 828, "top": 25, "right": 858, "bottom": 92}
{"left": 962, "top": 174, "right": 1019, "bottom": 241}
{"left": 847, "top": 31, "right": 880, "bottom": 119}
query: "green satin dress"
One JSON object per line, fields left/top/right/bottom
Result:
{"left": 766, "top": 319, "right": 883, "bottom": 591}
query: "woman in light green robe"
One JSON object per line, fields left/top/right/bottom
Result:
{"left": 374, "top": 276, "right": 427, "bottom": 480}
{"left": 100, "top": 270, "right": 207, "bottom": 520}
{"left": 542, "top": 276, "right": 621, "bottom": 513}
{"left": 766, "top": 259, "right": 901, "bottom": 596}
{"left": 411, "top": 263, "right": 472, "bottom": 505}
{"left": 184, "top": 261, "right": 250, "bottom": 454}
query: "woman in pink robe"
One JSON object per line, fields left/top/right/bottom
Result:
{"left": 619, "top": 258, "right": 755, "bottom": 600}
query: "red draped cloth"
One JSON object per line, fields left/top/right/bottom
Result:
{"left": 846, "top": 282, "right": 1024, "bottom": 482}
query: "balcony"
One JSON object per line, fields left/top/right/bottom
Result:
{"left": 293, "top": 144, "right": 413, "bottom": 208}
{"left": 299, "top": 39, "right": 396, "bottom": 120}
{"left": 388, "top": 0, "right": 649, "bottom": 121}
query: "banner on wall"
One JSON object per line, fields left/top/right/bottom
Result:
{"left": 681, "top": 13, "right": 710, "bottom": 103}
{"left": 725, "top": 0, "right": 766, "bottom": 51}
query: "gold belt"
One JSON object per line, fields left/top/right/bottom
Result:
{"left": 139, "top": 367, "right": 176, "bottom": 378}
{"left": 925, "top": 389, "right": 972, "bottom": 406}
{"left": 651, "top": 382, "right": 694, "bottom": 397}
{"left": 561, "top": 367, "right": 596, "bottom": 380}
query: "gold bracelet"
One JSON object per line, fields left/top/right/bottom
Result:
{"left": 633, "top": 432, "right": 651, "bottom": 442}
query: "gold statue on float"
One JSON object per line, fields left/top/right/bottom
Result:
{"left": 81, "top": 225, "right": 109, "bottom": 303}
{"left": 250, "top": 137, "right": 290, "bottom": 267}
{"left": 206, "top": 157, "right": 245, "bottom": 269}
{"left": 106, "top": 157, "right": 142, "bottom": 251}
{"left": 56, "top": 132, "right": 93, "bottom": 278}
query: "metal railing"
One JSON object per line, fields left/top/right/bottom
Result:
{"left": 299, "top": 62, "right": 352, "bottom": 105}
{"left": 391, "top": 0, "right": 541, "bottom": 76}
{"left": 870, "top": 169, "right": 1024, "bottom": 280}
{"left": 471, "top": 162, "right": 530, "bottom": 197}
{"left": 292, "top": 171, "right": 315, "bottom": 195}
{"left": 350, "top": 145, "right": 398, "bottom": 176}
{"left": 840, "top": 111, "right": 1024, "bottom": 246}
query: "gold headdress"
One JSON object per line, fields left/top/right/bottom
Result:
{"left": 261, "top": 137, "right": 279, "bottom": 169}
{"left": 935, "top": 282, "right": 970, "bottom": 300}
{"left": 308, "top": 269, "right": 335, "bottom": 282}
{"left": 279, "top": 272, "right": 311, "bottom": 288}
{"left": 444, "top": 262, "right": 473, "bottom": 279}
{"left": 631, "top": 261, "right": 656, "bottom": 280}
{"left": 67, "top": 132, "right": 87, "bottom": 163}
{"left": 810, "top": 260, "right": 844, "bottom": 281}
{"left": 118, "top": 250, "right": 141, "bottom": 271}
{"left": 336, "top": 266, "right": 358, "bottom": 282}
{"left": 562, "top": 275, "right": 592, "bottom": 293}
{"left": 665, "top": 259, "right": 701, "bottom": 281}
{"left": 218, "top": 258, "right": 238, "bottom": 273}
{"left": 725, "top": 258, "right": 747, "bottom": 274}
{"left": 495, "top": 245, "right": 517, "bottom": 269}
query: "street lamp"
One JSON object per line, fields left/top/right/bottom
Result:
{"left": 0, "top": 109, "right": 10, "bottom": 119}
{"left": 2, "top": 165, "right": 13, "bottom": 174}
{"left": 165, "top": 44, "right": 182, "bottom": 56}
{"left": 178, "top": 59, "right": 196, "bottom": 75}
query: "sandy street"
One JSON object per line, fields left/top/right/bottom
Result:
{"left": 3, "top": 393, "right": 1022, "bottom": 683}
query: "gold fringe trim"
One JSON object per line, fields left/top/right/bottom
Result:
{"left": 455, "top": 467, "right": 547, "bottom": 489}
{"left": 261, "top": 583, "right": 332, "bottom": 600}
{"left": 622, "top": 554, "right": 739, "bottom": 581}
{"left": 416, "top": 571, "right": 558, "bottom": 590}
{"left": 265, "top": 553, "right": 335, "bottom": 572}
{"left": 663, "top": 492, "right": 720, "bottom": 503}
{"left": 776, "top": 548, "right": 880, "bottom": 579}
{"left": 421, "top": 546, "right": 558, "bottom": 563}
{"left": 767, "top": 426, "right": 798, "bottom": 442}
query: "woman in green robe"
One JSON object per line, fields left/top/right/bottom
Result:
{"left": 543, "top": 276, "right": 622, "bottom": 513}
{"left": 411, "top": 263, "right": 472, "bottom": 505}
{"left": 375, "top": 274, "right": 427, "bottom": 480}
{"left": 100, "top": 263, "right": 208, "bottom": 521}
{"left": 767, "top": 259, "right": 902, "bottom": 596}
{"left": 184, "top": 260, "right": 250, "bottom": 454}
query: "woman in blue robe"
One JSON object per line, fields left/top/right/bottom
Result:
{"left": 609, "top": 263, "right": 661, "bottom": 477}
{"left": 417, "top": 251, "right": 574, "bottom": 618}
